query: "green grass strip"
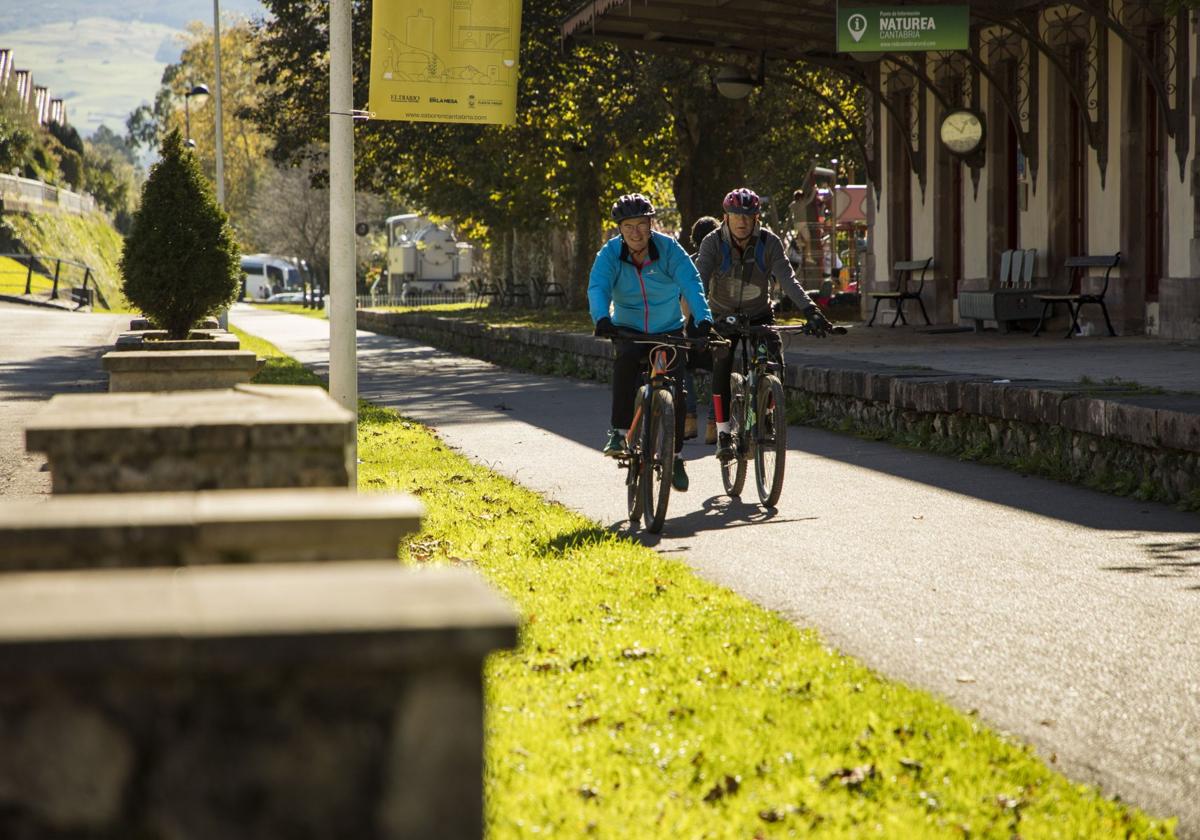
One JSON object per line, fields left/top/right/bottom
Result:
{"left": 243, "top": 326, "right": 1175, "bottom": 839}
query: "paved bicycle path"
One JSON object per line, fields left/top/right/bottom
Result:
{"left": 232, "top": 304, "right": 1200, "bottom": 835}
{"left": 0, "top": 303, "right": 125, "bottom": 497}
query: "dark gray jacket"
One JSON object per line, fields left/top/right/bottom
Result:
{"left": 695, "top": 223, "right": 815, "bottom": 319}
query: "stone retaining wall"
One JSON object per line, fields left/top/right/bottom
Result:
{"left": 359, "top": 310, "right": 1200, "bottom": 509}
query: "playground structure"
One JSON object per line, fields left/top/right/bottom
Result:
{"left": 785, "top": 165, "right": 869, "bottom": 299}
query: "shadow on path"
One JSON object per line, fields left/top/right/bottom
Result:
{"left": 354, "top": 333, "right": 1200, "bottom": 538}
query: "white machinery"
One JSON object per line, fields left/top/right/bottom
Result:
{"left": 385, "top": 214, "right": 474, "bottom": 298}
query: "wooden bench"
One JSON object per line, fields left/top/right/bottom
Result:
{"left": 867, "top": 257, "right": 933, "bottom": 327}
{"left": 1033, "top": 253, "right": 1121, "bottom": 338}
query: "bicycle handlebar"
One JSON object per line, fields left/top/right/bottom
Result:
{"left": 607, "top": 327, "right": 730, "bottom": 348}
{"left": 715, "top": 315, "right": 847, "bottom": 337}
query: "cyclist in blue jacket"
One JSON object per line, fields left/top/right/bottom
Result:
{"left": 589, "top": 193, "right": 714, "bottom": 492}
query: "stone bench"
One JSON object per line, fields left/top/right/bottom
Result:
{"left": 102, "top": 349, "right": 258, "bottom": 392}
{"left": 0, "top": 488, "right": 423, "bottom": 571}
{"left": 25, "top": 384, "right": 355, "bottom": 494}
{"left": 0, "top": 561, "right": 518, "bottom": 839}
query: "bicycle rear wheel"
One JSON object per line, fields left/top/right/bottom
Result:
{"left": 640, "top": 388, "right": 675, "bottom": 533}
{"left": 720, "top": 372, "right": 747, "bottom": 497}
{"left": 753, "top": 374, "right": 787, "bottom": 507}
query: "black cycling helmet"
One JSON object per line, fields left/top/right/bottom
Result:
{"left": 611, "top": 193, "right": 656, "bottom": 222}
{"left": 722, "top": 187, "right": 762, "bottom": 215}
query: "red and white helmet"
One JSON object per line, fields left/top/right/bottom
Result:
{"left": 722, "top": 188, "right": 761, "bottom": 215}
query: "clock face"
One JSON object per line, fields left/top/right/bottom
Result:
{"left": 940, "top": 110, "right": 984, "bottom": 156}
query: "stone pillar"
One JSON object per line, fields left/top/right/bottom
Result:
{"left": 25, "top": 385, "right": 355, "bottom": 493}
{"left": 0, "top": 562, "right": 518, "bottom": 839}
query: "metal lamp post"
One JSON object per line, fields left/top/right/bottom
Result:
{"left": 183, "top": 83, "right": 210, "bottom": 147}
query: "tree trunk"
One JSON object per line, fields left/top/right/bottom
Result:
{"left": 669, "top": 82, "right": 749, "bottom": 249}
{"left": 569, "top": 155, "right": 602, "bottom": 310}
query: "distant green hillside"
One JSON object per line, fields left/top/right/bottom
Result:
{"left": 1, "top": 210, "right": 128, "bottom": 310}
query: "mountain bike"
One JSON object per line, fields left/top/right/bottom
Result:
{"left": 717, "top": 314, "right": 844, "bottom": 508}
{"left": 610, "top": 328, "right": 724, "bottom": 533}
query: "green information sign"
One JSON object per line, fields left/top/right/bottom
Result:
{"left": 837, "top": 5, "right": 969, "bottom": 52}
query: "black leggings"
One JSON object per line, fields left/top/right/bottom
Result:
{"left": 612, "top": 334, "right": 687, "bottom": 454}
{"left": 711, "top": 316, "right": 782, "bottom": 423}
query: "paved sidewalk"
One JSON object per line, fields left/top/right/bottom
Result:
{"left": 233, "top": 304, "right": 1200, "bottom": 836}
{"left": 782, "top": 325, "right": 1200, "bottom": 392}
{"left": 0, "top": 303, "right": 124, "bottom": 497}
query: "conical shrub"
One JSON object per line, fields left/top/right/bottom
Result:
{"left": 120, "top": 130, "right": 240, "bottom": 339}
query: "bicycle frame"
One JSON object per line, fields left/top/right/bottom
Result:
{"left": 721, "top": 316, "right": 784, "bottom": 454}
{"left": 608, "top": 328, "right": 718, "bottom": 532}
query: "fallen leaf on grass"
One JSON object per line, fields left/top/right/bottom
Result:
{"left": 578, "top": 715, "right": 601, "bottom": 729}
{"left": 621, "top": 646, "right": 654, "bottom": 660}
{"left": 899, "top": 758, "right": 924, "bottom": 772}
{"left": 822, "top": 764, "right": 876, "bottom": 790}
{"left": 703, "top": 775, "right": 741, "bottom": 803}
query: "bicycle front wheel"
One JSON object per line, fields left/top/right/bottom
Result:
{"left": 753, "top": 374, "right": 787, "bottom": 507}
{"left": 720, "top": 372, "right": 747, "bottom": 497}
{"left": 626, "top": 389, "right": 646, "bottom": 526}
{"left": 640, "top": 388, "right": 675, "bottom": 533}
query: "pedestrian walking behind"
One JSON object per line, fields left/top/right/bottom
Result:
{"left": 684, "top": 215, "right": 721, "bottom": 444}
{"left": 589, "top": 193, "right": 715, "bottom": 492}
{"left": 696, "top": 188, "right": 833, "bottom": 462}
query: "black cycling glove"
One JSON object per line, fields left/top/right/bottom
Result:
{"left": 593, "top": 316, "right": 618, "bottom": 338}
{"left": 802, "top": 305, "right": 832, "bottom": 338}
{"left": 694, "top": 319, "right": 714, "bottom": 338}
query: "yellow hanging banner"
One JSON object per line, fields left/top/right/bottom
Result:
{"left": 368, "top": 0, "right": 522, "bottom": 125}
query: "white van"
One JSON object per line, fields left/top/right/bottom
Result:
{"left": 241, "top": 254, "right": 303, "bottom": 301}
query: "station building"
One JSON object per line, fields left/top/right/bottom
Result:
{"left": 563, "top": 1, "right": 1200, "bottom": 339}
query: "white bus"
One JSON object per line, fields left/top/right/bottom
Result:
{"left": 240, "top": 254, "right": 304, "bottom": 301}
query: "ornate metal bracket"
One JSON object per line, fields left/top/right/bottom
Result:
{"left": 777, "top": 70, "right": 883, "bottom": 207}
{"left": 1039, "top": 4, "right": 1111, "bottom": 186}
{"left": 1084, "top": 1, "right": 1190, "bottom": 181}
{"left": 879, "top": 60, "right": 928, "bottom": 200}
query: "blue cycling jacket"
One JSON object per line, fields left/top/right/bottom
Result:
{"left": 588, "top": 231, "right": 712, "bottom": 334}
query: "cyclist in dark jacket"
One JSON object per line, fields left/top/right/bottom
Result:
{"left": 589, "top": 193, "right": 714, "bottom": 492}
{"left": 695, "top": 188, "right": 832, "bottom": 461}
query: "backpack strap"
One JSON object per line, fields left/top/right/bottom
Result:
{"left": 720, "top": 235, "right": 768, "bottom": 274}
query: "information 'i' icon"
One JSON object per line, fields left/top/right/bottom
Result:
{"left": 848, "top": 13, "right": 868, "bottom": 43}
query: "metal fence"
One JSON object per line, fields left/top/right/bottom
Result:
{"left": 357, "top": 291, "right": 470, "bottom": 309}
{"left": 0, "top": 252, "right": 102, "bottom": 308}
{"left": 0, "top": 174, "right": 96, "bottom": 215}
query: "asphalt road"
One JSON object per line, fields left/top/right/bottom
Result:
{"left": 0, "top": 303, "right": 124, "bottom": 497}
{"left": 236, "top": 305, "right": 1199, "bottom": 834}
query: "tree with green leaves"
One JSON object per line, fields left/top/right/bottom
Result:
{"left": 247, "top": 0, "right": 670, "bottom": 305}
{"left": 125, "top": 18, "right": 274, "bottom": 245}
{"left": 120, "top": 130, "right": 241, "bottom": 339}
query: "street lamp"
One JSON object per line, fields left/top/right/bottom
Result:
{"left": 714, "top": 66, "right": 758, "bottom": 100}
{"left": 183, "top": 83, "right": 210, "bottom": 147}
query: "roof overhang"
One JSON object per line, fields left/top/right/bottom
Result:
{"left": 561, "top": 1, "right": 1054, "bottom": 67}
